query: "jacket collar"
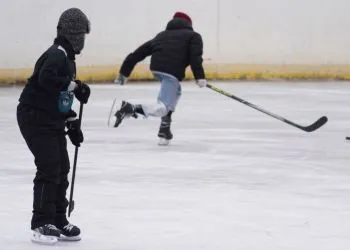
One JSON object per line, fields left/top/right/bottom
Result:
{"left": 54, "top": 36, "right": 75, "bottom": 60}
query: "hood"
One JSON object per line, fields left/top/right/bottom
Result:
{"left": 166, "top": 18, "right": 193, "bottom": 31}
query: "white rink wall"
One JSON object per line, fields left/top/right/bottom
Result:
{"left": 1, "top": 0, "right": 350, "bottom": 68}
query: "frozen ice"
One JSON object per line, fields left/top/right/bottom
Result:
{"left": 1, "top": 81, "right": 350, "bottom": 249}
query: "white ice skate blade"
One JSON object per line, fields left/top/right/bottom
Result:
{"left": 158, "top": 138, "right": 170, "bottom": 146}
{"left": 107, "top": 98, "right": 118, "bottom": 127}
{"left": 59, "top": 234, "right": 81, "bottom": 241}
{"left": 31, "top": 231, "right": 58, "bottom": 245}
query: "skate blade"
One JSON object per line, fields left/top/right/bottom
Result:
{"left": 31, "top": 231, "right": 58, "bottom": 245}
{"left": 158, "top": 138, "right": 170, "bottom": 146}
{"left": 108, "top": 98, "right": 119, "bottom": 127}
{"left": 59, "top": 234, "right": 81, "bottom": 241}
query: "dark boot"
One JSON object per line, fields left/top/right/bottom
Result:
{"left": 31, "top": 224, "right": 61, "bottom": 245}
{"left": 32, "top": 224, "right": 61, "bottom": 237}
{"left": 158, "top": 112, "right": 173, "bottom": 144}
{"left": 114, "top": 101, "right": 137, "bottom": 127}
{"left": 57, "top": 222, "right": 81, "bottom": 241}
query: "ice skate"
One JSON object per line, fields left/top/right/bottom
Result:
{"left": 31, "top": 224, "right": 61, "bottom": 245}
{"left": 113, "top": 101, "right": 138, "bottom": 127}
{"left": 58, "top": 223, "right": 81, "bottom": 241}
{"left": 158, "top": 116, "right": 173, "bottom": 146}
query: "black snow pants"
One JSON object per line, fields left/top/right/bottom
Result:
{"left": 17, "top": 103, "right": 70, "bottom": 229}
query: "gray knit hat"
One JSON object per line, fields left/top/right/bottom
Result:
{"left": 57, "top": 8, "right": 90, "bottom": 54}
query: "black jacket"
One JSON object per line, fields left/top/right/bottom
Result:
{"left": 120, "top": 19, "right": 205, "bottom": 81}
{"left": 19, "top": 37, "right": 76, "bottom": 119}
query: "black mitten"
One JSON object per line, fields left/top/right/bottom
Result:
{"left": 74, "top": 80, "right": 91, "bottom": 104}
{"left": 62, "top": 109, "right": 77, "bottom": 121}
{"left": 66, "top": 119, "right": 84, "bottom": 147}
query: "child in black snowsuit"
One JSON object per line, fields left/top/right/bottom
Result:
{"left": 17, "top": 8, "right": 91, "bottom": 244}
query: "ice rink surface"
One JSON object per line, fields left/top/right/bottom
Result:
{"left": 0, "top": 81, "right": 350, "bottom": 250}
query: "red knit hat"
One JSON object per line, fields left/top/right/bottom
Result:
{"left": 173, "top": 12, "right": 192, "bottom": 25}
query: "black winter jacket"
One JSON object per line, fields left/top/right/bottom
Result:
{"left": 120, "top": 19, "right": 205, "bottom": 81}
{"left": 19, "top": 37, "right": 76, "bottom": 119}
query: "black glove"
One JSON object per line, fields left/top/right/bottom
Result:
{"left": 66, "top": 119, "right": 84, "bottom": 147}
{"left": 62, "top": 109, "right": 77, "bottom": 121}
{"left": 74, "top": 80, "right": 91, "bottom": 104}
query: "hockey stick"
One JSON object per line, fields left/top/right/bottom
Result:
{"left": 68, "top": 102, "right": 84, "bottom": 217}
{"left": 206, "top": 83, "right": 328, "bottom": 132}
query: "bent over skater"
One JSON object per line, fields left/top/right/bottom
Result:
{"left": 113, "top": 12, "right": 207, "bottom": 145}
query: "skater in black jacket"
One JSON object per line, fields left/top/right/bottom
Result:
{"left": 113, "top": 12, "right": 207, "bottom": 145}
{"left": 17, "top": 8, "right": 91, "bottom": 244}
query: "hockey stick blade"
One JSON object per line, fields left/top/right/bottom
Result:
{"left": 297, "top": 116, "right": 328, "bottom": 132}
